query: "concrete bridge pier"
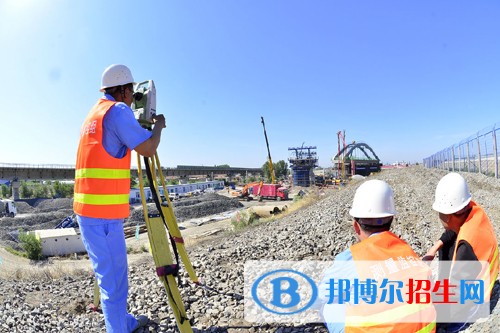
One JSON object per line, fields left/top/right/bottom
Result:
{"left": 11, "top": 181, "right": 20, "bottom": 200}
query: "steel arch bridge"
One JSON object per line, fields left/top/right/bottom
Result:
{"left": 332, "top": 142, "right": 382, "bottom": 176}
{"left": 333, "top": 142, "right": 381, "bottom": 161}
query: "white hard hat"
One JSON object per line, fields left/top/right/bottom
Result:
{"left": 100, "top": 64, "right": 135, "bottom": 92}
{"left": 432, "top": 172, "right": 471, "bottom": 215}
{"left": 349, "top": 180, "right": 397, "bottom": 218}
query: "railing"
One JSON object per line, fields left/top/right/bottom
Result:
{"left": 0, "top": 163, "right": 75, "bottom": 169}
{"left": 423, "top": 122, "right": 500, "bottom": 178}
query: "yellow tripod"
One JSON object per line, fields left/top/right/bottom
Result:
{"left": 91, "top": 152, "right": 198, "bottom": 333}
{"left": 136, "top": 152, "right": 198, "bottom": 332}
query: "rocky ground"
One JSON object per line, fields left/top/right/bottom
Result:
{"left": 0, "top": 166, "right": 499, "bottom": 332}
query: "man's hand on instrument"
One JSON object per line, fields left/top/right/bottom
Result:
{"left": 152, "top": 114, "right": 166, "bottom": 128}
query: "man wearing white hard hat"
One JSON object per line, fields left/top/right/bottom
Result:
{"left": 423, "top": 172, "right": 499, "bottom": 332}
{"left": 320, "top": 180, "right": 436, "bottom": 332}
{"left": 74, "top": 64, "right": 166, "bottom": 332}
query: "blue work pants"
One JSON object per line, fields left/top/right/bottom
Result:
{"left": 78, "top": 216, "right": 139, "bottom": 332}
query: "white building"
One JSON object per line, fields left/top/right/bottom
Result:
{"left": 33, "top": 228, "right": 86, "bottom": 256}
{"left": 129, "top": 179, "right": 225, "bottom": 203}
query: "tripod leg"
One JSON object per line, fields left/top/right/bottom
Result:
{"left": 138, "top": 154, "right": 193, "bottom": 332}
{"left": 153, "top": 153, "right": 199, "bottom": 283}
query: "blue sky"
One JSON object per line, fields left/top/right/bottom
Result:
{"left": 1, "top": 0, "right": 500, "bottom": 168}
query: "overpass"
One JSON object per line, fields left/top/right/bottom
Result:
{"left": 0, "top": 163, "right": 263, "bottom": 181}
{"left": 0, "top": 163, "right": 263, "bottom": 200}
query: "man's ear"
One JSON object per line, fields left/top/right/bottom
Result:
{"left": 353, "top": 220, "right": 361, "bottom": 235}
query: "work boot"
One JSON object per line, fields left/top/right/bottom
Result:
{"left": 132, "top": 315, "right": 150, "bottom": 332}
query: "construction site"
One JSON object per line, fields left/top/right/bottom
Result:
{"left": 4, "top": 75, "right": 500, "bottom": 333}
{"left": 1, "top": 166, "right": 499, "bottom": 332}
{"left": 1, "top": 102, "right": 499, "bottom": 332}
{"left": 1, "top": 110, "right": 498, "bottom": 332}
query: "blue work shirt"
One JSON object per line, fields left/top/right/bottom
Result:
{"left": 78, "top": 94, "right": 152, "bottom": 225}
{"left": 318, "top": 249, "right": 357, "bottom": 333}
{"left": 101, "top": 94, "right": 152, "bottom": 158}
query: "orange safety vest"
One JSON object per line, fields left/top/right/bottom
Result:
{"left": 347, "top": 231, "right": 436, "bottom": 333}
{"left": 452, "top": 201, "right": 499, "bottom": 300}
{"left": 73, "top": 98, "right": 132, "bottom": 219}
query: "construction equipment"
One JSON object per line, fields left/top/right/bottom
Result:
{"left": 231, "top": 181, "right": 263, "bottom": 200}
{"left": 252, "top": 183, "right": 288, "bottom": 202}
{"left": 92, "top": 80, "right": 197, "bottom": 333}
{"left": 260, "top": 116, "right": 276, "bottom": 184}
{"left": 288, "top": 144, "right": 318, "bottom": 187}
{"left": 232, "top": 180, "right": 288, "bottom": 201}
{"left": 337, "top": 130, "right": 347, "bottom": 181}
{"left": 0, "top": 199, "right": 17, "bottom": 218}
{"left": 55, "top": 215, "right": 77, "bottom": 229}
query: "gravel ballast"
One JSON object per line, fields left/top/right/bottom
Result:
{"left": 0, "top": 166, "right": 499, "bottom": 332}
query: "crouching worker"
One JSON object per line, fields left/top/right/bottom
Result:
{"left": 319, "top": 180, "right": 436, "bottom": 332}
{"left": 423, "top": 172, "right": 499, "bottom": 332}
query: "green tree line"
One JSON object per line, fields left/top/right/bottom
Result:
{"left": 18, "top": 181, "right": 74, "bottom": 199}
{"left": 261, "top": 159, "right": 289, "bottom": 183}
{"left": 1, "top": 184, "right": 12, "bottom": 198}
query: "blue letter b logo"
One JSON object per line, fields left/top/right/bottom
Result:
{"left": 251, "top": 269, "right": 318, "bottom": 315}
{"left": 270, "top": 277, "right": 301, "bottom": 308}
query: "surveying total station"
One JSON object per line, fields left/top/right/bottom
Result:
{"left": 132, "top": 80, "right": 157, "bottom": 129}
{"left": 133, "top": 80, "right": 199, "bottom": 332}
{"left": 92, "top": 80, "right": 199, "bottom": 332}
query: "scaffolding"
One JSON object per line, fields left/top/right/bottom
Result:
{"left": 337, "top": 130, "right": 347, "bottom": 180}
{"left": 288, "top": 145, "right": 318, "bottom": 187}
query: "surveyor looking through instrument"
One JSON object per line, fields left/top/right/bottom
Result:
{"left": 74, "top": 64, "right": 166, "bottom": 333}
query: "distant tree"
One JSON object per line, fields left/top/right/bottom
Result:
{"left": 1, "top": 184, "right": 10, "bottom": 198}
{"left": 274, "top": 160, "right": 289, "bottom": 180}
{"left": 262, "top": 159, "right": 289, "bottom": 183}
{"left": 262, "top": 161, "right": 271, "bottom": 182}
{"left": 53, "top": 181, "right": 74, "bottom": 198}
{"left": 33, "top": 184, "right": 50, "bottom": 198}
{"left": 20, "top": 182, "right": 33, "bottom": 199}
{"left": 143, "top": 177, "right": 150, "bottom": 187}
{"left": 130, "top": 176, "right": 138, "bottom": 188}
{"left": 216, "top": 164, "right": 230, "bottom": 168}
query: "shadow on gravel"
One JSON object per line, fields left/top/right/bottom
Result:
{"left": 191, "top": 323, "right": 327, "bottom": 332}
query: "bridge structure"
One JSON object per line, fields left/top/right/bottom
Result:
{"left": 332, "top": 141, "right": 382, "bottom": 177}
{"left": 0, "top": 163, "right": 263, "bottom": 199}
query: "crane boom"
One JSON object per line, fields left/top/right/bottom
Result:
{"left": 260, "top": 116, "right": 276, "bottom": 184}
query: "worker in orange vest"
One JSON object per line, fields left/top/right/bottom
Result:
{"left": 74, "top": 64, "right": 166, "bottom": 333}
{"left": 423, "top": 172, "right": 499, "bottom": 332}
{"left": 320, "top": 180, "right": 436, "bottom": 332}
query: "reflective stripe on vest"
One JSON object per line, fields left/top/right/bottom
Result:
{"left": 74, "top": 98, "right": 132, "bottom": 219}
{"left": 346, "top": 232, "right": 436, "bottom": 333}
{"left": 74, "top": 193, "right": 130, "bottom": 205}
{"left": 417, "top": 322, "right": 437, "bottom": 333}
{"left": 75, "top": 168, "right": 131, "bottom": 179}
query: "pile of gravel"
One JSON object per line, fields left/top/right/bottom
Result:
{"left": 33, "top": 198, "right": 73, "bottom": 213}
{"left": 1, "top": 166, "right": 499, "bottom": 332}
{"left": 126, "top": 193, "right": 243, "bottom": 226}
{"left": 14, "top": 201, "right": 35, "bottom": 214}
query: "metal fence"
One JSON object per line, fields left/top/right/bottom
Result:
{"left": 423, "top": 122, "right": 500, "bottom": 178}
